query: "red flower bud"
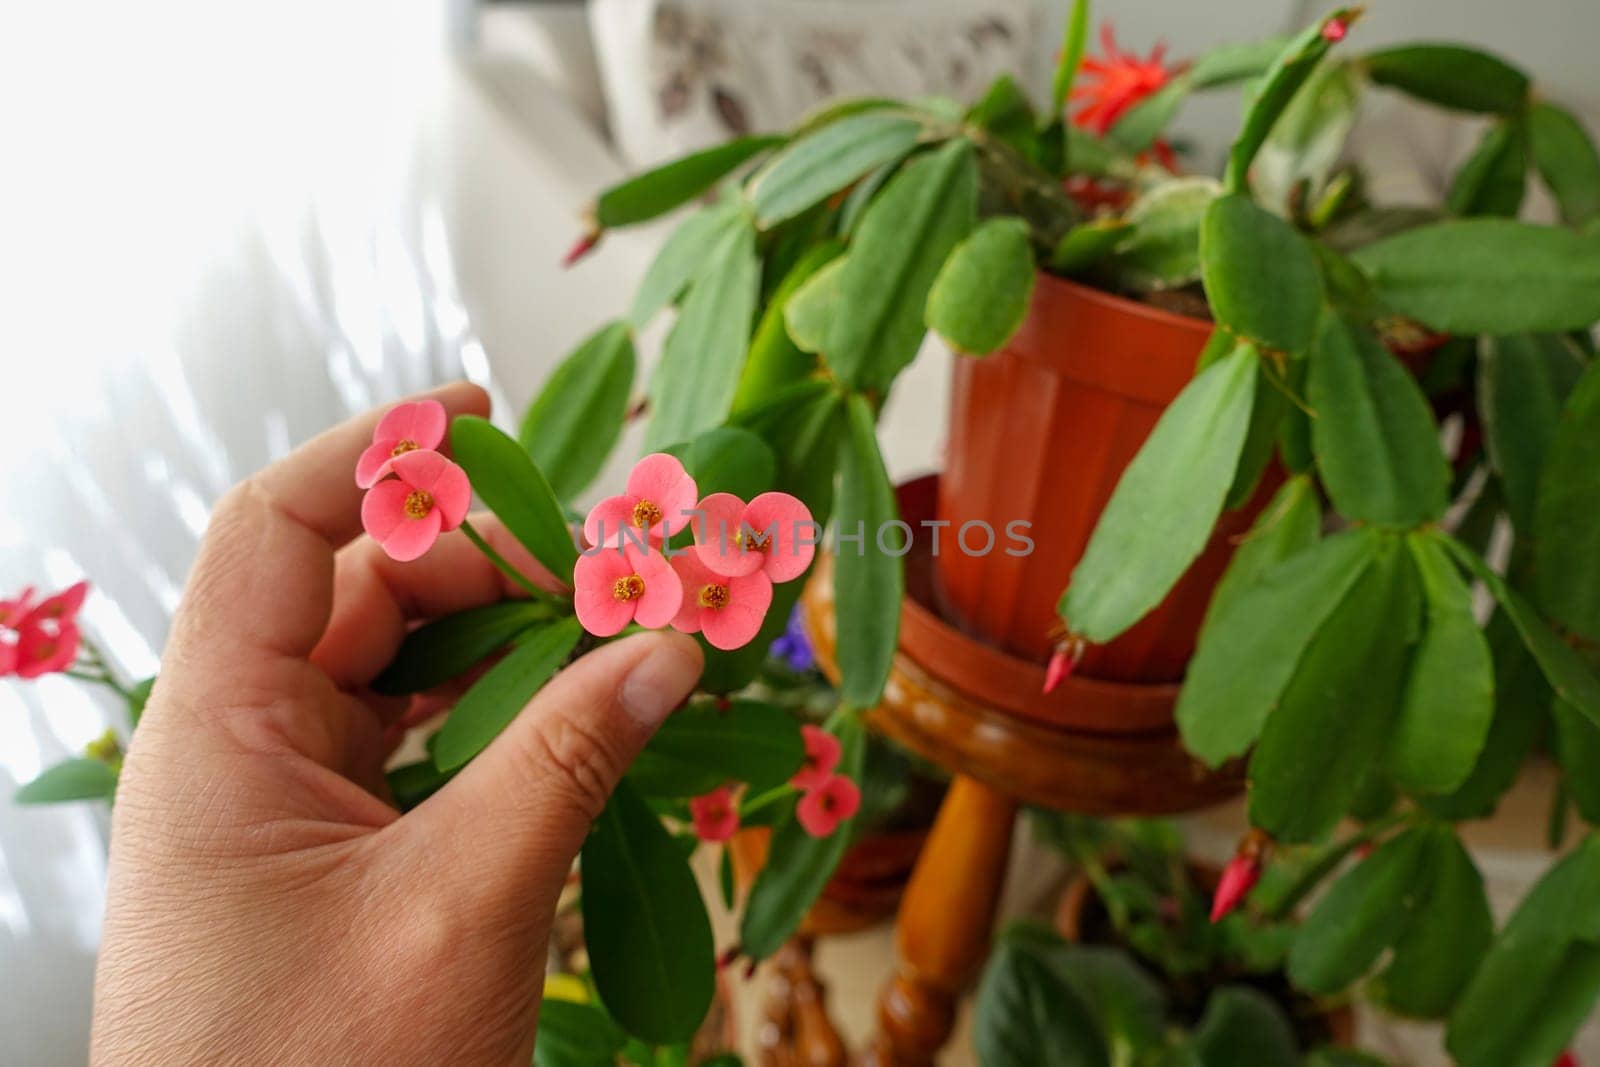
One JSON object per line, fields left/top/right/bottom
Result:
{"left": 1321, "top": 18, "right": 1348, "bottom": 42}
{"left": 1043, "top": 636, "right": 1086, "bottom": 694}
{"left": 1553, "top": 1052, "right": 1579, "bottom": 1067}
{"left": 561, "top": 229, "right": 601, "bottom": 268}
{"left": 1211, "top": 831, "right": 1269, "bottom": 923}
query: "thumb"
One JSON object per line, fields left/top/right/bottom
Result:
{"left": 409, "top": 630, "right": 702, "bottom": 901}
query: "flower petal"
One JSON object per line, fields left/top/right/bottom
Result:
{"left": 701, "top": 572, "right": 773, "bottom": 650}
{"left": 667, "top": 553, "right": 720, "bottom": 634}
{"left": 379, "top": 508, "right": 443, "bottom": 562}
{"left": 692, "top": 492, "right": 762, "bottom": 578}
{"left": 355, "top": 439, "right": 401, "bottom": 488}
{"left": 743, "top": 492, "right": 817, "bottom": 583}
{"left": 26, "top": 580, "right": 90, "bottom": 627}
{"left": 16, "top": 621, "right": 80, "bottom": 679}
{"left": 627, "top": 453, "right": 698, "bottom": 537}
{"left": 374, "top": 399, "right": 448, "bottom": 450}
{"left": 584, "top": 494, "right": 644, "bottom": 549}
{"left": 631, "top": 548, "right": 685, "bottom": 629}
{"left": 361, "top": 480, "right": 413, "bottom": 544}
{"left": 575, "top": 549, "right": 637, "bottom": 637}
{"left": 791, "top": 724, "right": 841, "bottom": 791}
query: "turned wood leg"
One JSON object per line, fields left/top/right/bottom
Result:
{"left": 758, "top": 935, "right": 848, "bottom": 1067}
{"left": 866, "top": 775, "right": 1018, "bottom": 1067}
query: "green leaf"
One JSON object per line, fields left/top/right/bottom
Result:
{"left": 1224, "top": 358, "right": 1294, "bottom": 508}
{"left": 1191, "top": 986, "right": 1299, "bottom": 1067}
{"left": 1530, "top": 101, "right": 1600, "bottom": 226}
{"left": 663, "top": 426, "right": 776, "bottom": 501}
{"left": 432, "top": 617, "right": 583, "bottom": 771}
{"left": 639, "top": 700, "right": 804, "bottom": 795}
{"left": 1306, "top": 313, "right": 1449, "bottom": 526}
{"left": 1053, "top": 944, "right": 1167, "bottom": 1062}
{"left": 1364, "top": 44, "right": 1530, "bottom": 114}
{"left": 1048, "top": 0, "right": 1091, "bottom": 119}
{"left": 1389, "top": 536, "right": 1494, "bottom": 794}
{"left": 1253, "top": 59, "right": 1361, "bottom": 215}
{"left": 1378, "top": 829, "right": 1492, "bottom": 1018}
{"left": 582, "top": 779, "right": 716, "bottom": 1044}
{"left": 1420, "top": 611, "right": 1549, "bottom": 821}
{"left": 519, "top": 321, "right": 635, "bottom": 502}
{"left": 1440, "top": 535, "right": 1600, "bottom": 726}
{"left": 1448, "top": 119, "right": 1527, "bottom": 218}
{"left": 748, "top": 113, "right": 924, "bottom": 229}
{"left": 1179, "top": 527, "right": 1376, "bottom": 767}
{"left": 782, "top": 256, "right": 846, "bottom": 356}
{"left": 1049, "top": 219, "right": 1131, "bottom": 275}
{"left": 14, "top": 758, "right": 117, "bottom": 805}
{"left": 836, "top": 160, "right": 898, "bottom": 237}
{"left": 1352, "top": 219, "right": 1600, "bottom": 335}
{"left": 629, "top": 202, "right": 743, "bottom": 328}
{"left": 1534, "top": 359, "right": 1600, "bottom": 640}
{"left": 1477, "top": 333, "right": 1587, "bottom": 531}
{"left": 1447, "top": 836, "right": 1600, "bottom": 1067}
{"left": 1224, "top": 11, "right": 1360, "bottom": 192}
{"left": 926, "top": 217, "right": 1035, "bottom": 355}
{"left": 1062, "top": 343, "right": 1258, "bottom": 643}
{"left": 968, "top": 74, "right": 1038, "bottom": 159}
{"left": 372, "top": 600, "right": 555, "bottom": 695}
{"left": 740, "top": 715, "right": 864, "bottom": 959}
{"left": 1290, "top": 826, "right": 1435, "bottom": 994}
{"left": 1110, "top": 77, "right": 1192, "bottom": 155}
{"left": 645, "top": 217, "right": 761, "bottom": 450}
{"left": 731, "top": 239, "right": 842, "bottom": 414}
{"left": 834, "top": 394, "right": 903, "bottom": 707}
{"left": 1100, "top": 178, "right": 1220, "bottom": 293}
{"left": 127, "top": 676, "right": 155, "bottom": 725}
{"left": 385, "top": 759, "right": 453, "bottom": 812}
{"left": 1552, "top": 699, "right": 1600, "bottom": 824}
{"left": 825, "top": 138, "right": 977, "bottom": 390}
{"left": 1200, "top": 195, "right": 1321, "bottom": 352}
{"left": 973, "top": 931, "right": 1108, "bottom": 1067}
{"left": 1248, "top": 534, "right": 1419, "bottom": 842}
{"left": 596, "top": 136, "right": 782, "bottom": 229}
{"left": 450, "top": 416, "right": 578, "bottom": 579}
{"left": 534, "top": 998, "right": 627, "bottom": 1067}
{"left": 1201, "top": 473, "right": 1323, "bottom": 628}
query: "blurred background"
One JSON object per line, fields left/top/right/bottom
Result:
{"left": 2, "top": 1, "right": 1597, "bottom": 1062}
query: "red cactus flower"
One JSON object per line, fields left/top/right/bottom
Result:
{"left": 1070, "top": 24, "right": 1178, "bottom": 136}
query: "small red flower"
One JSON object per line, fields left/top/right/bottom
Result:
{"left": 1210, "top": 831, "right": 1269, "bottom": 923}
{"left": 573, "top": 543, "right": 683, "bottom": 637}
{"left": 0, "top": 586, "right": 37, "bottom": 629}
{"left": 5, "top": 581, "right": 90, "bottom": 680}
{"left": 668, "top": 551, "right": 773, "bottom": 651}
{"left": 796, "top": 774, "right": 861, "bottom": 838}
{"left": 690, "top": 786, "right": 740, "bottom": 843}
{"left": 791, "top": 725, "right": 841, "bottom": 792}
{"left": 1070, "top": 24, "right": 1177, "bottom": 136}
{"left": 1321, "top": 18, "right": 1348, "bottom": 42}
{"left": 585, "top": 453, "right": 699, "bottom": 548}
{"left": 355, "top": 399, "right": 448, "bottom": 489}
{"left": 16, "top": 620, "right": 81, "bottom": 679}
{"left": 360, "top": 450, "right": 471, "bottom": 562}
{"left": 691, "top": 491, "right": 817, "bottom": 583}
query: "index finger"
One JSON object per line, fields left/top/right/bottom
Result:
{"left": 167, "top": 382, "right": 490, "bottom": 670}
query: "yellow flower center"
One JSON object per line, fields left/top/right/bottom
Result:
{"left": 390, "top": 438, "right": 420, "bottom": 458}
{"left": 632, "top": 499, "right": 664, "bottom": 528}
{"left": 737, "top": 528, "right": 771, "bottom": 554}
{"left": 698, "top": 584, "right": 730, "bottom": 610}
{"left": 612, "top": 575, "right": 646, "bottom": 602}
{"left": 403, "top": 489, "right": 434, "bottom": 519}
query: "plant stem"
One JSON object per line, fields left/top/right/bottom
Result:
{"left": 76, "top": 638, "right": 132, "bottom": 699}
{"left": 739, "top": 783, "right": 796, "bottom": 820}
{"left": 460, "top": 519, "right": 549, "bottom": 600}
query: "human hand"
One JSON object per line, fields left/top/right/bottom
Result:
{"left": 91, "top": 383, "right": 703, "bottom": 1065}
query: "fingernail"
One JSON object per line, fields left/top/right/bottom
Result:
{"left": 619, "top": 636, "right": 702, "bottom": 726}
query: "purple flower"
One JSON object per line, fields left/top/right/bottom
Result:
{"left": 769, "top": 605, "right": 814, "bottom": 673}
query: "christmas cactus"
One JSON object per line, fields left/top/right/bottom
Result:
{"left": 14, "top": 0, "right": 1600, "bottom": 1061}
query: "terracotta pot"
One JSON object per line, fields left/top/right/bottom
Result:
{"left": 1054, "top": 862, "right": 1356, "bottom": 1048}
{"left": 936, "top": 273, "right": 1274, "bottom": 682}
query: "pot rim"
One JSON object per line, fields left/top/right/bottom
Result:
{"left": 1031, "top": 270, "right": 1213, "bottom": 338}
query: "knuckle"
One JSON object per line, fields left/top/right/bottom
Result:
{"left": 519, "top": 713, "right": 625, "bottom": 821}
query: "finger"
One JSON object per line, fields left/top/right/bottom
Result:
{"left": 405, "top": 631, "right": 702, "bottom": 908}
{"left": 313, "top": 512, "right": 560, "bottom": 691}
{"left": 166, "top": 382, "right": 489, "bottom": 672}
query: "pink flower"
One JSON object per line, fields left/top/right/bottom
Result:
{"left": 692, "top": 492, "right": 817, "bottom": 582}
{"left": 690, "top": 786, "right": 740, "bottom": 843}
{"left": 23, "top": 580, "right": 88, "bottom": 628}
{"left": 1210, "top": 832, "right": 1268, "bottom": 923}
{"left": 360, "top": 450, "right": 471, "bottom": 562}
{"left": 796, "top": 774, "right": 860, "bottom": 838}
{"left": 791, "top": 724, "right": 841, "bottom": 792}
{"left": 584, "top": 453, "right": 699, "bottom": 548}
{"left": 0, "top": 586, "right": 36, "bottom": 629}
{"left": 355, "top": 399, "right": 448, "bottom": 489}
{"left": 573, "top": 543, "right": 683, "bottom": 637}
{"left": 669, "top": 552, "right": 773, "bottom": 651}
{"left": 15, "top": 620, "right": 81, "bottom": 679}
